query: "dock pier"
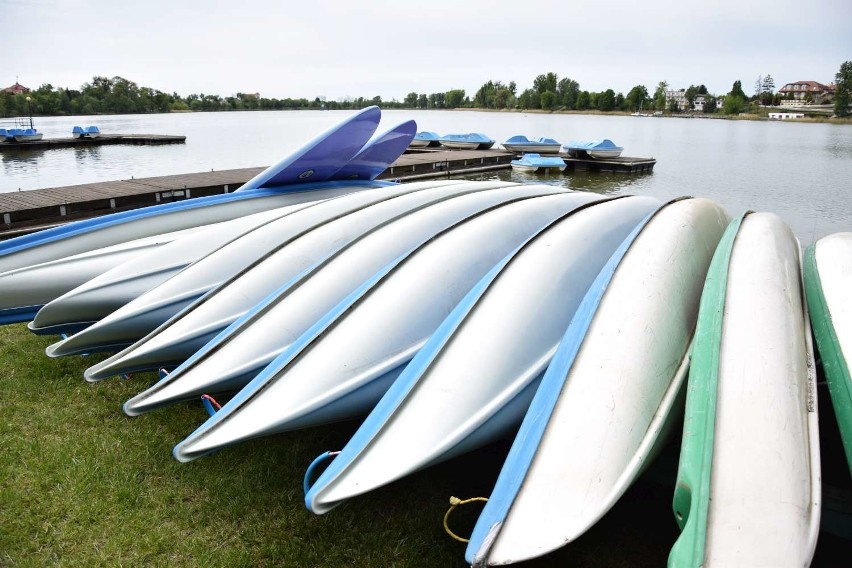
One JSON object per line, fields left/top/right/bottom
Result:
{"left": 0, "top": 134, "right": 187, "bottom": 151}
{"left": 0, "top": 148, "right": 654, "bottom": 238}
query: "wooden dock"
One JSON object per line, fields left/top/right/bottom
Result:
{"left": 0, "top": 134, "right": 186, "bottom": 151}
{"left": 0, "top": 148, "right": 654, "bottom": 238}
{"left": 562, "top": 155, "right": 657, "bottom": 174}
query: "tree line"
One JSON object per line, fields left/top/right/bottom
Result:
{"left": 3, "top": 61, "right": 850, "bottom": 118}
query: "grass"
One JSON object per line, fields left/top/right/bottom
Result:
{"left": 1, "top": 323, "right": 849, "bottom": 567}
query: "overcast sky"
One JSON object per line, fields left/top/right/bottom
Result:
{"left": 2, "top": 0, "right": 850, "bottom": 101}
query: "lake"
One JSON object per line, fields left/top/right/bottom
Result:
{"left": 1, "top": 109, "right": 850, "bottom": 244}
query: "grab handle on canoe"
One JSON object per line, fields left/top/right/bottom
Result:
{"left": 200, "top": 394, "right": 222, "bottom": 416}
{"left": 443, "top": 496, "right": 489, "bottom": 543}
{"left": 303, "top": 451, "right": 340, "bottom": 494}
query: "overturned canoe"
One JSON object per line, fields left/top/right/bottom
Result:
{"left": 668, "top": 212, "right": 820, "bottom": 567}
{"left": 87, "top": 182, "right": 568, "bottom": 382}
{"left": 170, "top": 191, "right": 620, "bottom": 462}
{"left": 28, "top": 201, "right": 324, "bottom": 334}
{"left": 804, "top": 232, "right": 852, "bottom": 474}
{"left": 466, "top": 198, "right": 729, "bottom": 566}
{"left": 120, "top": 186, "right": 586, "bottom": 413}
{"left": 44, "top": 181, "right": 462, "bottom": 358}
{"left": 302, "top": 195, "right": 660, "bottom": 513}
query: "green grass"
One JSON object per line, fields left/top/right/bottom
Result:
{"left": 1, "top": 323, "right": 849, "bottom": 567}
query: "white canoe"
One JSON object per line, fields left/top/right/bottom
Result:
{"left": 124, "top": 185, "right": 593, "bottom": 415}
{"left": 0, "top": 225, "right": 203, "bottom": 318}
{"left": 804, "top": 232, "right": 852, "bottom": 473}
{"left": 44, "top": 181, "right": 478, "bottom": 358}
{"left": 170, "top": 192, "right": 615, "bottom": 463}
{"left": 466, "top": 198, "right": 730, "bottom": 566}
{"left": 297, "top": 195, "right": 660, "bottom": 513}
{"left": 668, "top": 212, "right": 820, "bottom": 567}
{"left": 86, "top": 182, "right": 569, "bottom": 382}
{"left": 27, "top": 201, "right": 327, "bottom": 334}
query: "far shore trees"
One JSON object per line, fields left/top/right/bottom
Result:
{"left": 834, "top": 61, "right": 851, "bottom": 117}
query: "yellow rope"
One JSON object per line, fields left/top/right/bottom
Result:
{"left": 443, "top": 495, "right": 489, "bottom": 543}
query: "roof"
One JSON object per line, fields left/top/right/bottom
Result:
{"left": 2, "top": 82, "right": 30, "bottom": 95}
{"left": 778, "top": 81, "right": 834, "bottom": 93}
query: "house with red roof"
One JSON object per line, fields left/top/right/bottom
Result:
{"left": 778, "top": 81, "right": 834, "bottom": 105}
{"left": 2, "top": 82, "right": 31, "bottom": 95}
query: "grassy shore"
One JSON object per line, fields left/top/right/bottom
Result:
{"left": 1, "top": 323, "right": 849, "bottom": 567}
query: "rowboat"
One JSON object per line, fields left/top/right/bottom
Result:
{"left": 301, "top": 195, "right": 660, "bottom": 513}
{"left": 466, "top": 198, "right": 729, "bottom": 566}
{"left": 501, "top": 136, "right": 562, "bottom": 154}
{"left": 44, "top": 181, "right": 466, "bottom": 358}
{"left": 121, "top": 185, "right": 587, "bottom": 415}
{"left": 668, "top": 212, "right": 820, "bottom": 567}
{"left": 170, "top": 192, "right": 623, "bottom": 463}
{"left": 84, "top": 181, "right": 565, "bottom": 381}
{"left": 804, "top": 232, "right": 852, "bottom": 473}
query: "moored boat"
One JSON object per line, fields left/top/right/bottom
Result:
{"left": 804, "top": 232, "right": 852, "bottom": 474}
{"left": 563, "top": 139, "right": 623, "bottom": 159}
{"left": 510, "top": 153, "right": 566, "bottom": 173}
{"left": 439, "top": 132, "right": 495, "bottom": 150}
{"left": 11, "top": 128, "right": 43, "bottom": 142}
{"left": 72, "top": 125, "right": 101, "bottom": 139}
{"left": 408, "top": 131, "right": 441, "bottom": 148}
{"left": 502, "top": 135, "right": 562, "bottom": 154}
{"left": 466, "top": 198, "right": 729, "bottom": 566}
{"left": 668, "top": 212, "right": 820, "bottom": 567}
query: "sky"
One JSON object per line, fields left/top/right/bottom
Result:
{"left": 2, "top": 0, "right": 850, "bottom": 101}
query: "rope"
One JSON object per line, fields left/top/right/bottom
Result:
{"left": 303, "top": 451, "right": 340, "bottom": 494}
{"left": 443, "top": 496, "right": 488, "bottom": 543}
{"left": 200, "top": 394, "right": 222, "bottom": 416}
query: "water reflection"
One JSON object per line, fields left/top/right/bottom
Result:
{"left": 457, "top": 168, "right": 653, "bottom": 196}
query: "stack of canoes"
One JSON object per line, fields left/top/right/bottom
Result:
{"left": 1, "top": 107, "right": 848, "bottom": 566}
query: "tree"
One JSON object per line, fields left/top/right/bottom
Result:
{"left": 703, "top": 95, "right": 717, "bottom": 113}
{"left": 533, "top": 72, "right": 558, "bottom": 96}
{"left": 575, "top": 90, "right": 591, "bottom": 110}
{"left": 540, "top": 90, "right": 557, "bottom": 110}
{"left": 403, "top": 92, "right": 418, "bottom": 107}
{"left": 444, "top": 89, "right": 466, "bottom": 108}
{"left": 834, "top": 60, "right": 852, "bottom": 117}
{"left": 685, "top": 85, "right": 699, "bottom": 109}
{"left": 597, "top": 89, "right": 616, "bottom": 111}
{"left": 754, "top": 75, "right": 763, "bottom": 99}
{"left": 557, "top": 77, "right": 580, "bottom": 109}
{"left": 624, "top": 85, "right": 649, "bottom": 111}
{"left": 517, "top": 88, "right": 539, "bottom": 109}
{"left": 653, "top": 81, "right": 669, "bottom": 111}
{"left": 729, "top": 80, "right": 747, "bottom": 101}
{"left": 723, "top": 95, "right": 746, "bottom": 115}
{"left": 418, "top": 94, "right": 428, "bottom": 109}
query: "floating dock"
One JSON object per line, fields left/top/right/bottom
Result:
{"left": 0, "top": 148, "right": 654, "bottom": 238}
{"left": 0, "top": 134, "right": 186, "bottom": 151}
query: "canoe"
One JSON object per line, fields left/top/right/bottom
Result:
{"left": 465, "top": 198, "right": 729, "bottom": 566}
{"left": 124, "top": 186, "right": 592, "bottom": 415}
{"left": 0, "top": 225, "right": 203, "bottom": 326}
{"left": 170, "top": 192, "right": 620, "bottom": 463}
{"left": 28, "top": 201, "right": 326, "bottom": 334}
{"left": 668, "top": 212, "right": 820, "bottom": 567}
{"left": 300, "top": 195, "right": 660, "bottom": 513}
{"left": 44, "top": 181, "right": 470, "bottom": 358}
{"left": 85, "top": 182, "right": 567, "bottom": 382}
{"left": 804, "top": 232, "right": 852, "bottom": 473}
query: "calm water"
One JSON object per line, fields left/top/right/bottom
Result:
{"left": 2, "top": 110, "right": 851, "bottom": 244}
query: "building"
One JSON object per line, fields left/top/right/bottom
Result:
{"left": 666, "top": 89, "right": 723, "bottom": 112}
{"left": 2, "top": 82, "right": 30, "bottom": 95}
{"left": 768, "top": 112, "right": 805, "bottom": 120}
{"left": 778, "top": 81, "right": 834, "bottom": 105}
